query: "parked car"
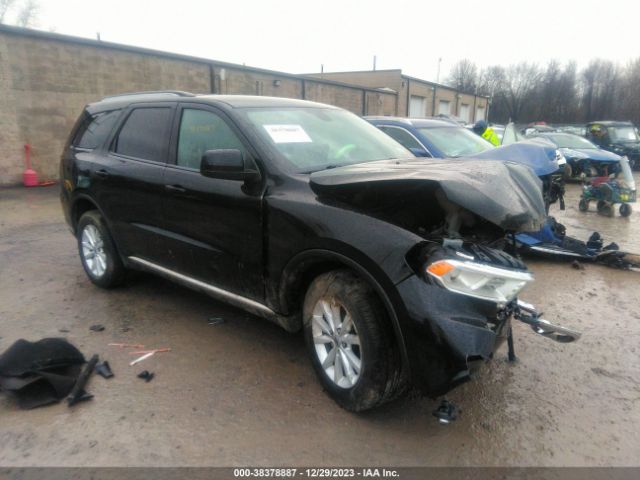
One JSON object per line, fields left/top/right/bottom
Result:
{"left": 61, "top": 92, "right": 578, "bottom": 412}
{"left": 586, "top": 121, "right": 640, "bottom": 169}
{"left": 531, "top": 132, "right": 622, "bottom": 179}
{"left": 365, "top": 117, "right": 564, "bottom": 211}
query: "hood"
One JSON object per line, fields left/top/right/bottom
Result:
{"left": 467, "top": 140, "right": 560, "bottom": 176}
{"left": 310, "top": 158, "right": 546, "bottom": 232}
{"left": 560, "top": 147, "right": 621, "bottom": 163}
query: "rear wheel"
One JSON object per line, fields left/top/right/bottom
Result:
{"left": 302, "top": 270, "right": 403, "bottom": 412}
{"left": 620, "top": 203, "right": 632, "bottom": 217}
{"left": 77, "top": 210, "right": 126, "bottom": 288}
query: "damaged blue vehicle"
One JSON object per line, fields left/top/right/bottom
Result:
{"left": 531, "top": 132, "right": 622, "bottom": 179}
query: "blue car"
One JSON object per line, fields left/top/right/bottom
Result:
{"left": 365, "top": 117, "right": 563, "bottom": 210}
{"left": 531, "top": 132, "right": 621, "bottom": 179}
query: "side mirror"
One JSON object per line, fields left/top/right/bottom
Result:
{"left": 409, "top": 147, "right": 431, "bottom": 157}
{"left": 200, "top": 149, "right": 261, "bottom": 183}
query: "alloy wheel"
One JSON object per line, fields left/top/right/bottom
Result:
{"left": 311, "top": 297, "right": 362, "bottom": 388}
{"left": 81, "top": 224, "right": 107, "bottom": 278}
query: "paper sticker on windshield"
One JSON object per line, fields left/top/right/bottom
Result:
{"left": 263, "top": 125, "right": 312, "bottom": 143}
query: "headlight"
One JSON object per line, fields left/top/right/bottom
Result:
{"left": 555, "top": 149, "right": 567, "bottom": 166}
{"left": 426, "top": 259, "right": 534, "bottom": 304}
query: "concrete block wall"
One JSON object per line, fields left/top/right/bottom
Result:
{"left": 0, "top": 26, "right": 397, "bottom": 185}
{"left": 0, "top": 29, "right": 211, "bottom": 184}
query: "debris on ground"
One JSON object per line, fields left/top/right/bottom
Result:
{"left": 89, "top": 324, "right": 105, "bottom": 332}
{"left": 67, "top": 354, "right": 99, "bottom": 407}
{"left": 0, "top": 338, "right": 86, "bottom": 409}
{"left": 137, "top": 370, "right": 154, "bottom": 382}
{"left": 208, "top": 317, "right": 225, "bottom": 326}
{"left": 128, "top": 348, "right": 170, "bottom": 355}
{"left": 108, "top": 343, "right": 144, "bottom": 349}
{"left": 129, "top": 351, "right": 155, "bottom": 366}
{"left": 572, "top": 260, "right": 585, "bottom": 270}
{"left": 95, "top": 361, "right": 114, "bottom": 379}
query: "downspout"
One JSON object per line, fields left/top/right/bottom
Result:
{"left": 406, "top": 78, "right": 410, "bottom": 116}
{"left": 209, "top": 64, "right": 216, "bottom": 94}
{"left": 301, "top": 79, "right": 306, "bottom": 100}
{"left": 432, "top": 85, "right": 437, "bottom": 116}
{"left": 362, "top": 90, "right": 367, "bottom": 116}
{"left": 472, "top": 93, "right": 477, "bottom": 122}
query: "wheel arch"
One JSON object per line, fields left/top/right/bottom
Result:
{"left": 278, "top": 249, "right": 410, "bottom": 370}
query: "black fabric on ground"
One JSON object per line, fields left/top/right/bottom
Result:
{"left": 0, "top": 338, "right": 86, "bottom": 409}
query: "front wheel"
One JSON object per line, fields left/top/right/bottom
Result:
{"left": 77, "top": 210, "right": 126, "bottom": 288}
{"left": 578, "top": 198, "right": 589, "bottom": 212}
{"left": 302, "top": 270, "right": 403, "bottom": 412}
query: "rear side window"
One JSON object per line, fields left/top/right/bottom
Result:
{"left": 73, "top": 110, "right": 120, "bottom": 149}
{"left": 379, "top": 126, "right": 423, "bottom": 150}
{"left": 114, "top": 107, "right": 172, "bottom": 162}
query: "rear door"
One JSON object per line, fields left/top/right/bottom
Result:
{"left": 160, "top": 103, "right": 265, "bottom": 301}
{"left": 95, "top": 103, "right": 175, "bottom": 261}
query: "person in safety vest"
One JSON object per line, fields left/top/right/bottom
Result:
{"left": 473, "top": 120, "right": 500, "bottom": 146}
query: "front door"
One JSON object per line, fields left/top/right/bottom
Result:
{"left": 161, "top": 104, "right": 264, "bottom": 301}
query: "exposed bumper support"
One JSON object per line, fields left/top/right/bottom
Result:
{"left": 515, "top": 299, "right": 581, "bottom": 343}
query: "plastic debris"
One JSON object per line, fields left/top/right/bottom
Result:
{"left": 137, "top": 370, "right": 155, "bottom": 382}
{"left": 95, "top": 361, "right": 114, "bottom": 379}
{"left": 129, "top": 351, "right": 155, "bottom": 366}
{"left": 67, "top": 354, "right": 99, "bottom": 407}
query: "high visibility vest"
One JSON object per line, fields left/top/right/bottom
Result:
{"left": 482, "top": 128, "right": 501, "bottom": 146}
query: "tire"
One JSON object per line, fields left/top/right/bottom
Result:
{"left": 578, "top": 198, "right": 589, "bottom": 212}
{"left": 563, "top": 163, "right": 573, "bottom": 181}
{"left": 599, "top": 203, "right": 614, "bottom": 217}
{"left": 302, "top": 270, "right": 403, "bottom": 412}
{"left": 77, "top": 210, "right": 126, "bottom": 288}
{"left": 620, "top": 203, "right": 632, "bottom": 217}
{"left": 596, "top": 200, "right": 607, "bottom": 213}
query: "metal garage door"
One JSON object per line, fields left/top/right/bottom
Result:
{"left": 438, "top": 100, "right": 450, "bottom": 115}
{"left": 476, "top": 106, "right": 485, "bottom": 121}
{"left": 459, "top": 104, "right": 470, "bottom": 123}
{"left": 409, "top": 95, "right": 426, "bottom": 117}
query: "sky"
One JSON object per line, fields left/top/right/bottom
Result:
{"left": 8, "top": 0, "right": 640, "bottom": 83}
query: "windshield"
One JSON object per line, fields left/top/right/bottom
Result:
{"left": 242, "top": 107, "right": 410, "bottom": 172}
{"left": 608, "top": 126, "right": 639, "bottom": 142}
{"left": 417, "top": 126, "right": 494, "bottom": 157}
{"left": 549, "top": 134, "right": 598, "bottom": 149}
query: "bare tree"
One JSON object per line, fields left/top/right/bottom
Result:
{"left": 0, "top": 0, "right": 16, "bottom": 23}
{"left": 446, "top": 59, "right": 478, "bottom": 94}
{"left": 15, "top": 0, "right": 37, "bottom": 27}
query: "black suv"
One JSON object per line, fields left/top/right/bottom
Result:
{"left": 586, "top": 121, "right": 640, "bottom": 169}
{"left": 60, "top": 91, "right": 577, "bottom": 411}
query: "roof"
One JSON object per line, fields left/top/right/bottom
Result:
{"left": 90, "top": 92, "right": 338, "bottom": 112}
{"left": 586, "top": 121, "right": 634, "bottom": 126}
{"left": 365, "top": 116, "right": 457, "bottom": 128}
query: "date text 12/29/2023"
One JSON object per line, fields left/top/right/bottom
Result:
{"left": 233, "top": 468, "right": 400, "bottom": 478}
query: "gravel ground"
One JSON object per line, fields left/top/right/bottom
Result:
{"left": 0, "top": 179, "right": 638, "bottom": 467}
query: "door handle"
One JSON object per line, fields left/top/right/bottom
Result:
{"left": 165, "top": 184, "right": 187, "bottom": 193}
{"left": 95, "top": 169, "right": 109, "bottom": 178}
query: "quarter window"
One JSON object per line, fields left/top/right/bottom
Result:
{"left": 114, "top": 107, "right": 173, "bottom": 161}
{"left": 379, "top": 126, "right": 423, "bottom": 150}
{"left": 177, "top": 109, "right": 246, "bottom": 169}
{"left": 73, "top": 110, "right": 121, "bottom": 149}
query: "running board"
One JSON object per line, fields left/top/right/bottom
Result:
{"left": 127, "top": 256, "right": 299, "bottom": 332}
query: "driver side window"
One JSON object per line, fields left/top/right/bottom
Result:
{"left": 177, "top": 109, "right": 246, "bottom": 169}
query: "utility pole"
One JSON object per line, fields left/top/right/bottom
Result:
{"left": 436, "top": 57, "right": 442, "bottom": 83}
{"left": 373, "top": 55, "right": 377, "bottom": 71}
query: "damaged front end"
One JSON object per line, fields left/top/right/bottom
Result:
{"left": 310, "top": 158, "right": 581, "bottom": 396}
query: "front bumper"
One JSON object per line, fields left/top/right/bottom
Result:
{"left": 395, "top": 274, "right": 579, "bottom": 396}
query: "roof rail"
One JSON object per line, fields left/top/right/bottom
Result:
{"left": 101, "top": 90, "right": 196, "bottom": 101}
